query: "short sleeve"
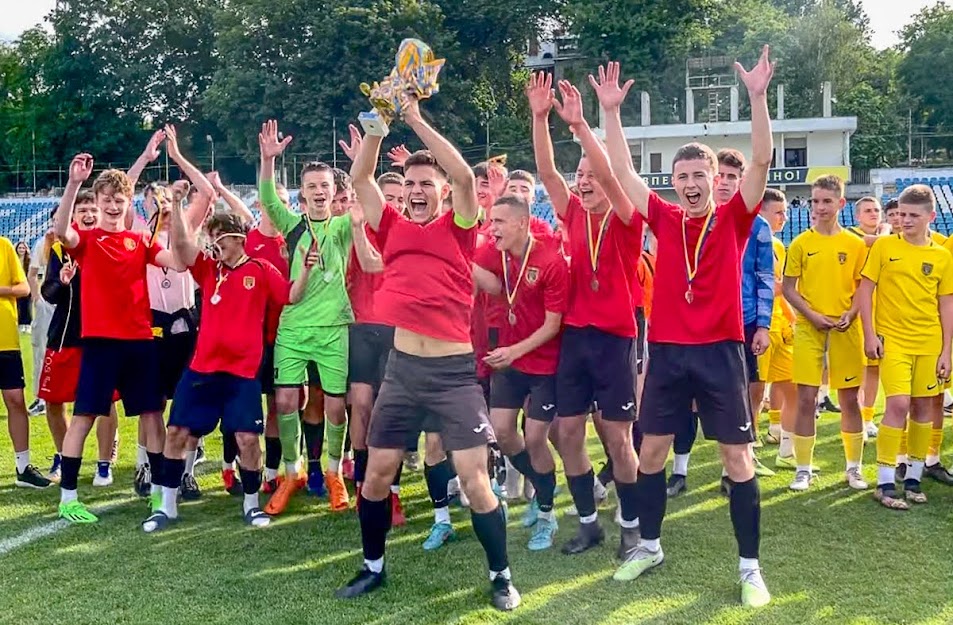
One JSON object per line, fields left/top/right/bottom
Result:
{"left": 70, "top": 228, "right": 91, "bottom": 259}
{"left": 938, "top": 252, "right": 953, "bottom": 297}
{"left": 728, "top": 192, "right": 758, "bottom": 242}
{"left": 145, "top": 232, "right": 164, "bottom": 266}
{"left": 189, "top": 253, "right": 214, "bottom": 286}
{"left": 851, "top": 239, "right": 868, "bottom": 281}
{"left": 374, "top": 203, "right": 403, "bottom": 247}
{"left": 783, "top": 236, "right": 804, "bottom": 278}
{"left": 646, "top": 191, "right": 678, "bottom": 232}
{"left": 542, "top": 255, "right": 570, "bottom": 314}
{"left": 861, "top": 237, "right": 884, "bottom": 284}
{"left": 264, "top": 261, "right": 291, "bottom": 307}
{"left": 473, "top": 241, "right": 503, "bottom": 276}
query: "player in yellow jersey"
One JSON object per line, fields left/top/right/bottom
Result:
{"left": 782, "top": 175, "right": 868, "bottom": 492}
{"left": 756, "top": 190, "right": 799, "bottom": 467}
{"left": 848, "top": 197, "right": 891, "bottom": 440}
{"left": 857, "top": 184, "right": 953, "bottom": 509}
{"left": 884, "top": 199, "right": 900, "bottom": 234}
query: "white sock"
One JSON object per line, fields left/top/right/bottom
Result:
{"left": 329, "top": 457, "right": 341, "bottom": 474}
{"left": 897, "top": 454, "right": 908, "bottom": 465}
{"left": 818, "top": 384, "right": 830, "bottom": 399}
{"left": 769, "top": 423, "right": 781, "bottom": 437}
{"left": 779, "top": 430, "right": 793, "bottom": 457}
{"left": 364, "top": 558, "right": 384, "bottom": 574}
{"left": 740, "top": 557, "right": 760, "bottom": 572}
{"left": 877, "top": 465, "right": 896, "bottom": 486}
{"left": 285, "top": 461, "right": 298, "bottom": 476}
{"left": 265, "top": 467, "right": 278, "bottom": 481}
{"left": 639, "top": 538, "right": 661, "bottom": 552}
{"left": 434, "top": 506, "right": 451, "bottom": 524}
{"left": 14, "top": 450, "right": 30, "bottom": 473}
{"left": 926, "top": 454, "right": 940, "bottom": 466}
{"left": 390, "top": 484, "right": 400, "bottom": 494}
{"left": 795, "top": 464, "right": 811, "bottom": 474}
{"left": 907, "top": 460, "right": 925, "bottom": 482}
{"left": 183, "top": 450, "right": 197, "bottom": 476}
{"left": 243, "top": 492, "right": 260, "bottom": 514}
{"left": 60, "top": 488, "right": 78, "bottom": 505}
{"left": 721, "top": 466, "right": 729, "bottom": 478}
{"left": 136, "top": 445, "right": 149, "bottom": 468}
{"left": 619, "top": 516, "right": 639, "bottom": 529}
{"left": 490, "top": 567, "right": 511, "bottom": 581}
{"left": 538, "top": 509, "right": 554, "bottom": 521}
{"left": 151, "top": 482, "right": 161, "bottom": 496}
{"left": 846, "top": 460, "right": 861, "bottom": 471}
{"left": 161, "top": 486, "right": 178, "bottom": 519}
{"left": 222, "top": 460, "right": 234, "bottom": 471}
{"left": 672, "top": 453, "right": 689, "bottom": 476}
{"left": 579, "top": 512, "right": 598, "bottom": 524}
{"left": 945, "top": 389, "right": 953, "bottom": 406}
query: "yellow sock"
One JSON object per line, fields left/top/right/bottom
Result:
{"left": 876, "top": 424, "right": 903, "bottom": 468}
{"left": 928, "top": 425, "right": 944, "bottom": 458}
{"left": 898, "top": 422, "right": 908, "bottom": 457}
{"left": 768, "top": 409, "right": 781, "bottom": 427}
{"left": 861, "top": 406, "right": 874, "bottom": 425}
{"left": 841, "top": 430, "right": 864, "bottom": 466}
{"left": 793, "top": 434, "right": 816, "bottom": 469}
{"left": 907, "top": 420, "right": 933, "bottom": 462}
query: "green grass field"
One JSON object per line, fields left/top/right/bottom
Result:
{"left": 2, "top": 335, "right": 953, "bottom": 625}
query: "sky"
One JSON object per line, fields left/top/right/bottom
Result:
{"left": 0, "top": 0, "right": 944, "bottom": 48}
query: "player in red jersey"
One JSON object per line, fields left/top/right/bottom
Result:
{"left": 600, "top": 51, "right": 774, "bottom": 607}
{"left": 338, "top": 90, "right": 519, "bottom": 610}
{"left": 473, "top": 195, "right": 569, "bottom": 551}
{"left": 529, "top": 71, "right": 644, "bottom": 558}
{"left": 141, "top": 209, "right": 290, "bottom": 532}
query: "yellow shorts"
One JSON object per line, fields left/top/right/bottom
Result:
{"left": 880, "top": 350, "right": 943, "bottom": 398}
{"left": 792, "top": 319, "right": 863, "bottom": 389}
{"left": 758, "top": 330, "right": 793, "bottom": 383}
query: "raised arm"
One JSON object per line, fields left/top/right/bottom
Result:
{"left": 349, "top": 202, "right": 383, "bottom": 273}
{"left": 590, "top": 63, "right": 651, "bottom": 218}
{"left": 125, "top": 130, "right": 165, "bottom": 230}
{"left": 258, "top": 120, "right": 299, "bottom": 233}
{"left": 527, "top": 72, "right": 570, "bottom": 217}
{"left": 736, "top": 46, "right": 775, "bottom": 212}
{"left": 209, "top": 172, "right": 254, "bottom": 224}
{"left": 54, "top": 155, "right": 93, "bottom": 249}
{"left": 169, "top": 196, "right": 200, "bottom": 268}
{"left": 401, "top": 93, "right": 478, "bottom": 223}
{"left": 342, "top": 124, "right": 385, "bottom": 231}
{"left": 553, "top": 80, "right": 636, "bottom": 225}
{"left": 165, "top": 125, "right": 215, "bottom": 211}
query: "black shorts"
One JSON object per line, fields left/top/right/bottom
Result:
{"left": 0, "top": 350, "right": 25, "bottom": 390}
{"left": 258, "top": 343, "right": 276, "bottom": 395}
{"left": 156, "top": 331, "right": 196, "bottom": 399}
{"left": 556, "top": 326, "right": 636, "bottom": 421}
{"left": 348, "top": 323, "right": 394, "bottom": 388}
{"left": 75, "top": 338, "right": 163, "bottom": 418}
{"left": 168, "top": 369, "right": 263, "bottom": 438}
{"left": 743, "top": 323, "right": 760, "bottom": 384}
{"left": 368, "top": 350, "right": 493, "bottom": 452}
{"left": 307, "top": 362, "right": 322, "bottom": 389}
{"left": 640, "top": 341, "right": 753, "bottom": 445}
{"left": 490, "top": 368, "right": 557, "bottom": 422}
{"left": 635, "top": 308, "right": 648, "bottom": 375}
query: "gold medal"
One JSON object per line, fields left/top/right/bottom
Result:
{"left": 586, "top": 209, "right": 612, "bottom": 294}
{"left": 591, "top": 277, "right": 599, "bottom": 291}
{"left": 684, "top": 289, "right": 693, "bottom": 304}
{"left": 681, "top": 208, "right": 715, "bottom": 305}
{"left": 508, "top": 310, "right": 517, "bottom": 326}
{"left": 502, "top": 236, "right": 534, "bottom": 319}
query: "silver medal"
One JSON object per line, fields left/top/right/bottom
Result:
{"left": 323, "top": 271, "right": 334, "bottom": 283}
{"left": 161, "top": 278, "right": 172, "bottom": 289}
{"left": 210, "top": 294, "right": 222, "bottom": 305}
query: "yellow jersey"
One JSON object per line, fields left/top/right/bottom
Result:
{"left": 862, "top": 234, "right": 953, "bottom": 355}
{"left": 769, "top": 237, "right": 788, "bottom": 331}
{"left": 784, "top": 227, "right": 868, "bottom": 318}
{"left": 931, "top": 230, "right": 947, "bottom": 246}
{"left": 0, "top": 236, "right": 26, "bottom": 351}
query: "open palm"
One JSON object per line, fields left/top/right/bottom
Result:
{"left": 525, "top": 71, "right": 554, "bottom": 117}
{"left": 552, "top": 80, "right": 585, "bottom": 127}
{"left": 588, "top": 62, "right": 634, "bottom": 110}
{"left": 259, "top": 120, "right": 293, "bottom": 159}
{"left": 735, "top": 45, "right": 775, "bottom": 97}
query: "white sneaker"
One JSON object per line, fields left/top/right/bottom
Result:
{"left": 93, "top": 465, "right": 114, "bottom": 487}
{"left": 789, "top": 470, "right": 814, "bottom": 492}
{"left": 864, "top": 421, "right": 878, "bottom": 440}
{"left": 845, "top": 467, "right": 868, "bottom": 490}
{"left": 503, "top": 459, "right": 522, "bottom": 502}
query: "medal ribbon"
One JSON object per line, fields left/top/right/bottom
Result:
{"left": 304, "top": 215, "right": 331, "bottom": 270}
{"left": 681, "top": 208, "right": 716, "bottom": 295}
{"left": 212, "top": 254, "right": 249, "bottom": 302}
{"left": 502, "top": 236, "right": 534, "bottom": 309}
{"left": 586, "top": 209, "right": 612, "bottom": 277}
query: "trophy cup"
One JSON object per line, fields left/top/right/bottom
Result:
{"left": 359, "top": 38, "right": 446, "bottom": 137}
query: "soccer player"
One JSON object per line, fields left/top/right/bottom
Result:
{"left": 782, "top": 174, "right": 868, "bottom": 493}
{"left": 27, "top": 227, "right": 55, "bottom": 418}
{"left": 856, "top": 184, "right": 953, "bottom": 509}
{"left": 0, "top": 234, "right": 48, "bottom": 488}
{"left": 377, "top": 172, "right": 406, "bottom": 215}
{"left": 529, "top": 71, "right": 643, "bottom": 559}
{"left": 884, "top": 198, "right": 901, "bottom": 234}
{"left": 601, "top": 49, "right": 774, "bottom": 607}
{"left": 258, "top": 121, "right": 353, "bottom": 515}
{"left": 338, "top": 89, "right": 519, "bottom": 610}
{"left": 473, "top": 194, "right": 569, "bottom": 551}
{"left": 142, "top": 209, "right": 290, "bottom": 532}
{"left": 53, "top": 154, "right": 188, "bottom": 524}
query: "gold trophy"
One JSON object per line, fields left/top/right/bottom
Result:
{"left": 359, "top": 38, "right": 445, "bottom": 137}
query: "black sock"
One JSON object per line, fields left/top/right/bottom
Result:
{"left": 147, "top": 452, "right": 164, "bottom": 488}
{"left": 60, "top": 456, "right": 82, "bottom": 491}
{"left": 471, "top": 505, "right": 509, "bottom": 574}
{"left": 343, "top": 415, "right": 352, "bottom": 453}
{"left": 616, "top": 480, "right": 639, "bottom": 524}
{"left": 632, "top": 421, "right": 643, "bottom": 455}
{"left": 264, "top": 436, "right": 282, "bottom": 471}
{"left": 425, "top": 459, "right": 454, "bottom": 507}
{"left": 673, "top": 411, "right": 699, "bottom": 455}
{"left": 163, "top": 457, "right": 185, "bottom": 490}
{"left": 392, "top": 461, "right": 403, "bottom": 487}
{"left": 507, "top": 449, "right": 536, "bottom": 482}
{"left": 354, "top": 449, "right": 369, "bottom": 484}
{"left": 358, "top": 493, "right": 392, "bottom": 562}
{"left": 239, "top": 468, "right": 262, "bottom": 495}
{"left": 567, "top": 468, "right": 597, "bottom": 519}
{"left": 635, "top": 469, "right": 667, "bottom": 541}
{"left": 597, "top": 458, "right": 614, "bottom": 486}
{"left": 534, "top": 470, "right": 557, "bottom": 513}
{"left": 729, "top": 477, "right": 761, "bottom": 559}
{"left": 302, "top": 421, "right": 324, "bottom": 474}
{"left": 223, "top": 432, "right": 239, "bottom": 464}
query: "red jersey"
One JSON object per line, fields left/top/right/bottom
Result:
{"left": 245, "top": 228, "right": 288, "bottom": 344}
{"left": 647, "top": 191, "right": 757, "bottom": 345}
{"left": 563, "top": 194, "right": 643, "bottom": 337}
{"left": 374, "top": 204, "right": 476, "bottom": 343}
{"left": 474, "top": 238, "right": 569, "bottom": 375}
{"left": 71, "top": 228, "right": 162, "bottom": 340}
{"left": 347, "top": 226, "right": 385, "bottom": 325}
{"left": 189, "top": 254, "right": 289, "bottom": 378}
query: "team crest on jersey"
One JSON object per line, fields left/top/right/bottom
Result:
{"left": 243, "top": 276, "right": 256, "bottom": 289}
{"left": 124, "top": 237, "right": 136, "bottom": 251}
{"left": 837, "top": 252, "right": 847, "bottom": 265}
{"left": 526, "top": 267, "right": 539, "bottom": 284}
{"left": 922, "top": 262, "right": 934, "bottom": 276}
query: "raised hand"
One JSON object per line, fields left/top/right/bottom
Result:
{"left": 735, "top": 45, "right": 774, "bottom": 97}
{"left": 551, "top": 80, "right": 585, "bottom": 128}
{"left": 387, "top": 144, "right": 412, "bottom": 168}
{"left": 399, "top": 89, "right": 422, "bottom": 125}
{"left": 259, "top": 120, "right": 293, "bottom": 160}
{"left": 59, "top": 259, "right": 78, "bottom": 285}
{"left": 487, "top": 164, "right": 506, "bottom": 198}
{"left": 303, "top": 242, "right": 320, "bottom": 270}
{"left": 338, "top": 124, "right": 363, "bottom": 162}
{"left": 142, "top": 130, "right": 166, "bottom": 162}
{"left": 164, "top": 124, "right": 182, "bottom": 161}
{"left": 68, "top": 154, "right": 94, "bottom": 184}
{"left": 526, "top": 71, "right": 554, "bottom": 117}
{"left": 207, "top": 171, "right": 223, "bottom": 190}
{"left": 588, "top": 62, "right": 634, "bottom": 111}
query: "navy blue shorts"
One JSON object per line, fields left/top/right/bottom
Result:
{"left": 156, "top": 331, "right": 196, "bottom": 399}
{"left": 258, "top": 343, "right": 276, "bottom": 396}
{"left": 743, "top": 323, "right": 760, "bottom": 384}
{"left": 556, "top": 326, "right": 636, "bottom": 421}
{"left": 490, "top": 367, "right": 557, "bottom": 422}
{"left": 168, "top": 369, "right": 264, "bottom": 438}
{"left": 75, "top": 338, "right": 162, "bottom": 417}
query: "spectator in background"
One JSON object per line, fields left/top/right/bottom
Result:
{"left": 15, "top": 241, "right": 31, "bottom": 333}
{"left": 28, "top": 226, "right": 56, "bottom": 417}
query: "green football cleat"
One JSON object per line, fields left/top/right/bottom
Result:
{"left": 612, "top": 545, "right": 663, "bottom": 581}
{"left": 59, "top": 500, "right": 98, "bottom": 524}
{"left": 741, "top": 568, "right": 771, "bottom": 608}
